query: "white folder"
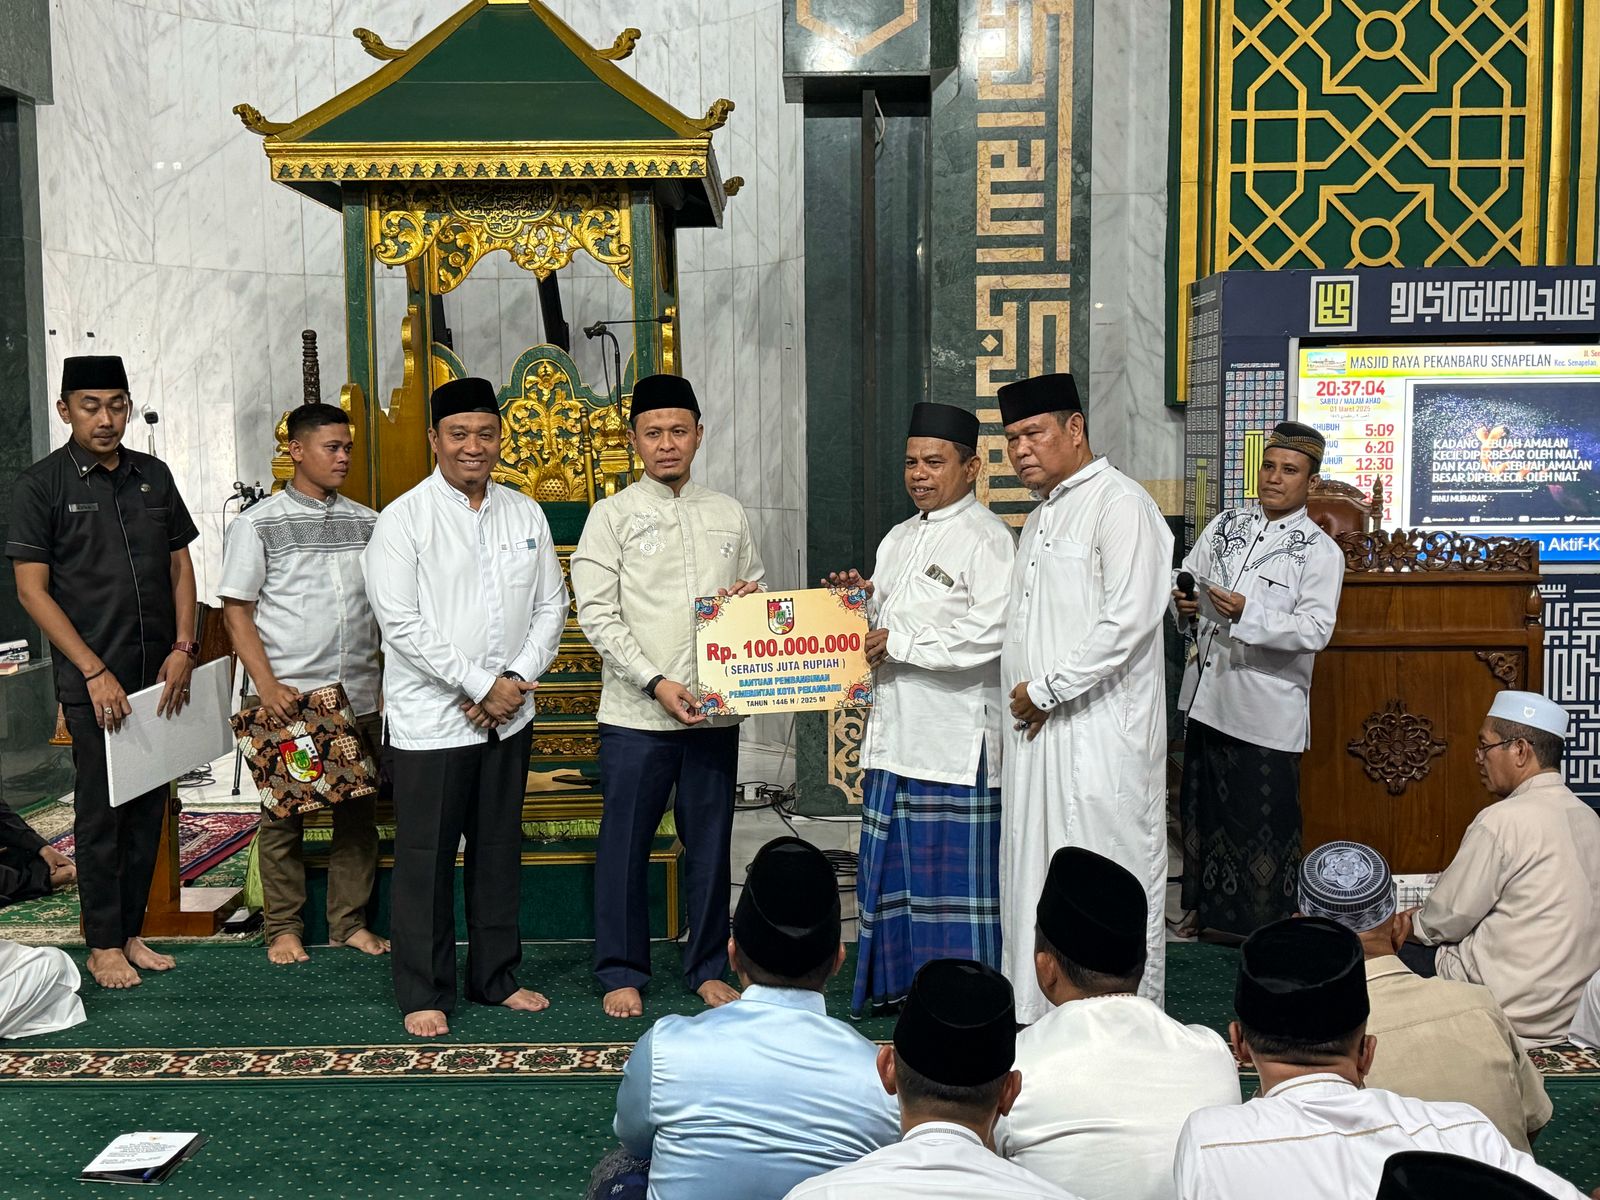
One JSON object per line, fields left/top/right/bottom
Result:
{"left": 104, "top": 658, "right": 233, "bottom": 808}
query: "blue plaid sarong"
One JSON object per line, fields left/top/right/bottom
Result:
{"left": 851, "top": 751, "right": 1002, "bottom": 1016}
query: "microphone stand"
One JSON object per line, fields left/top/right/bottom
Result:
{"left": 583, "top": 314, "right": 669, "bottom": 486}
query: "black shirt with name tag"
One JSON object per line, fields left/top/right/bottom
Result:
{"left": 5, "top": 443, "right": 199, "bottom": 705}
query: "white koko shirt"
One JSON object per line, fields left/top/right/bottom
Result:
{"left": 859, "top": 493, "right": 1016, "bottom": 786}
{"left": 784, "top": 1122, "right": 1082, "bottom": 1200}
{"left": 995, "top": 995, "right": 1241, "bottom": 1200}
{"left": 1173, "top": 503, "right": 1344, "bottom": 754}
{"left": 362, "top": 470, "right": 568, "bottom": 750}
{"left": 1174, "top": 1074, "right": 1585, "bottom": 1200}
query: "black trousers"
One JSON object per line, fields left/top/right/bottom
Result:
{"left": 0, "top": 843, "right": 49, "bottom": 908}
{"left": 389, "top": 724, "right": 533, "bottom": 1016}
{"left": 64, "top": 702, "right": 167, "bottom": 950}
{"left": 593, "top": 723, "right": 738, "bottom": 993}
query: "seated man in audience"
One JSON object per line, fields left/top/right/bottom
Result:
{"left": 1400, "top": 691, "right": 1600, "bottom": 1048}
{"left": 0, "top": 798, "right": 74, "bottom": 908}
{"left": 1173, "top": 917, "right": 1585, "bottom": 1200}
{"left": 0, "top": 939, "right": 85, "bottom": 1038}
{"left": 1299, "top": 840, "right": 1551, "bottom": 1150}
{"left": 606, "top": 837, "right": 898, "bottom": 1200}
{"left": 786, "top": 958, "right": 1078, "bottom": 1199}
{"left": 994, "top": 847, "right": 1239, "bottom": 1200}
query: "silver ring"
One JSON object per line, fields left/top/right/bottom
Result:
{"left": 102, "top": 706, "right": 112, "bottom": 714}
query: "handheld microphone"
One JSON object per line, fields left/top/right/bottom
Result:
{"left": 1176, "top": 570, "right": 1196, "bottom": 600}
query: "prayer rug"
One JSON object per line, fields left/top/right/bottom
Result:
{"left": 0, "top": 1042, "right": 635, "bottom": 1082}
{"left": 0, "top": 825, "right": 257, "bottom": 946}
{"left": 49, "top": 811, "right": 259, "bottom": 882}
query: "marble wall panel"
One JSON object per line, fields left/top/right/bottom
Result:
{"left": 1088, "top": 0, "right": 1176, "bottom": 496}
{"left": 302, "top": 273, "right": 348, "bottom": 405}
{"left": 37, "top": 0, "right": 806, "bottom": 646}
{"left": 756, "top": 261, "right": 785, "bottom": 509}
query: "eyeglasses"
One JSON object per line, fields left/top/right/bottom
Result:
{"left": 1474, "top": 737, "right": 1521, "bottom": 760}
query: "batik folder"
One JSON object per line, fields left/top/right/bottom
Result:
{"left": 230, "top": 683, "right": 378, "bottom": 819}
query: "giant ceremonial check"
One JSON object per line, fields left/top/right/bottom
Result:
{"left": 694, "top": 587, "right": 873, "bottom": 715}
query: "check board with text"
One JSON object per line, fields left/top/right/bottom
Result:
{"left": 694, "top": 587, "right": 873, "bottom": 716}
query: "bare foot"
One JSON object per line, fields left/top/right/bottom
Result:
{"left": 124, "top": 937, "right": 175, "bottom": 972}
{"left": 404, "top": 1009, "right": 450, "bottom": 1037}
{"left": 603, "top": 987, "right": 644, "bottom": 1018}
{"left": 696, "top": 979, "right": 740, "bottom": 1008}
{"left": 268, "top": 933, "right": 311, "bottom": 964}
{"left": 88, "top": 948, "right": 140, "bottom": 989}
{"left": 332, "top": 929, "right": 390, "bottom": 956}
{"left": 501, "top": 988, "right": 550, "bottom": 1013}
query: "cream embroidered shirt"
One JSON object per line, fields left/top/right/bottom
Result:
{"left": 571, "top": 476, "right": 764, "bottom": 732}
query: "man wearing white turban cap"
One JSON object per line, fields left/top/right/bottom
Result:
{"left": 1400, "top": 691, "right": 1600, "bottom": 1048}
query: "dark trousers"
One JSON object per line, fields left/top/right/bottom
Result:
{"left": 389, "top": 723, "right": 533, "bottom": 1016}
{"left": 1399, "top": 940, "right": 1439, "bottom": 977}
{"left": 64, "top": 702, "right": 167, "bottom": 950}
{"left": 0, "top": 843, "right": 49, "bottom": 908}
{"left": 594, "top": 723, "right": 738, "bottom": 992}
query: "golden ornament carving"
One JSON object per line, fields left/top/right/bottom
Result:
{"left": 546, "top": 654, "right": 603, "bottom": 676}
{"left": 537, "top": 692, "right": 600, "bottom": 716}
{"left": 588, "top": 398, "right": 637, "bottom": 497}
{"left": 1335, "top": 530, "right": 1538, "bottom": 574}
{"left": 661, "top": 304, "right": 678, "bottom": 374}
{"left": 827, "top": 708, "right": 866, "bottom": 806}
{"left": 534, "top": 734, "right": 600, "bottom": 759}
{"left": 269, "top": 145, "right": 712, "bottom": 188}
{"left": 690, "top": 98, "right": 735, "bottom": 133}
{"left": 372, "top": 183, "right": 632, "bottom": 291}
{"left": 232, "top": 104, "right": 289, "bottom": 136}
{"left": 498, "top": 358, "right": 594, "bottom": 504}
{"left": 353, "top": 27, "right": 407, "bottom": 60}
{"left": 1347, "top": 701, "right": 1448, "bottom": 797}
{"left": 722, "top": 176, "right": 744, "bottom": 197}
{"left": 270, "top": 410, "right": 293, "bottom": 486}
{"left": 595, "top": 27, "right": 641, "bottom": 60}
{"left": 1475, "top": 651, "right": 1522, "bottom": 687}
{"left": 391, "top": 304, "right": 425, "bottom": 415}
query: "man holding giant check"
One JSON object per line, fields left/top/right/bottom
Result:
{"left": 571, "top": 374, "right": 763, "bottom": 1020}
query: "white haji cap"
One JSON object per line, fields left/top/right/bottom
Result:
{"left": 1487, "top": 690, "right": 1570, "bottom": 737}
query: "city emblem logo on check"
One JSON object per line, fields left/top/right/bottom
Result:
{"left": 767, "top": 597, "right": 796, "bottom": 635}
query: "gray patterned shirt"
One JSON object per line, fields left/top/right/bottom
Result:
{"left": 218, "top": 484, "right": 381, "bottom": 715}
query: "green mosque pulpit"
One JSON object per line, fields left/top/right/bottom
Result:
{"left": 234, "top": 0, "right": 740, "bottom": 936}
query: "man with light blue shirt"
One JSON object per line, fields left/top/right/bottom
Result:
{"left": 603, "top": 837, "right": 898, "bottom": 1200}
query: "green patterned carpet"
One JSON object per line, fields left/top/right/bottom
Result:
{"left": 0, "top": 1079, "right": 617, "bottom": 1198}
{"left": 0, "top": 941, "right": 1595, "bottom": 1196}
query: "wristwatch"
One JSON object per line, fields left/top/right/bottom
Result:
{"left": 500, "top": 670, "right": 524, "bottom": 682}
{"left": 171, "top": 641, "right": 200, "bottom": 659}
{"left": 643, "top": 674, "right": 665, "bottom": 699}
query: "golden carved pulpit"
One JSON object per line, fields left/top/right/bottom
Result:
{"left": 1302, "top": 530, "right": 1544, "bottom": 873}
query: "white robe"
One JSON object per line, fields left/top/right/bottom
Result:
{"left": 1174, "top": 1074, "right": 1586, "bottom": 1200}
{"left": 0, "top": 941, "right": 85, "bottom": 1039}
{"left": 784, "top": 1121, "right": 1081, "bottom": 1199}
{"left": 1000, "top": 458, "right": 1174, "bottom": 1022}
{"left": 995, "top": 995, "right": 1241, "bottom": 1200}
